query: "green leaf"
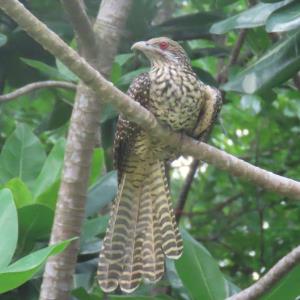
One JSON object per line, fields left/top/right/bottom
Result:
{"left": 0, "top": 124, "right": 46, "bottom": 186}
{"left": 0, "top": 238, "right": 75, "bottom": 294}
{"left": 210, "top": 1, "right": 292, "bottom": 34}
{"left": 21, "top": 58, "right": 64, "bottom": 80}
{"left": 18, "top": 204, "right": 54, "bottom": 245}
{"left": 85, "top": 171, "right": 117, "bottom": 217}
{"left": 56, "top": 58, "right": 79, "bottom": 81}
{"left": 0, "top": 189, "right": 18, "bottom": 269}
{"left": 266, "top": 1, "right": 300, "bottom": 32}
{"left": 261, "top": 265, "right": 300, "bottom": 300}
{"left": 5, "top": 178, "right": 33, "bottom": 208}
{"left": 0, "top": 33, "right": 7, "bottom": 47}
{"left": 115, "top": 53, "right": 134, "bottom": 66}
{"left": 223, "top": 30, "right": 300, "bottom": 94}
{"left": 175, "top": 230, "right": 227, "bottom": 300}
{"left": 80, "top": 215, "right": 109, "bottom": 246}
{"left": 33, "top": 138, "right": 65, "bottom": 209}
{"left": 89, "top": 148, "right": 104, "bottom": 186}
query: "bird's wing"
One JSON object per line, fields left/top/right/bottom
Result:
{"left": 114, "top": 72, "right": 151, "bottom": 180}
{"left": 192, "top": 84, "right": 222, "bottom": 140}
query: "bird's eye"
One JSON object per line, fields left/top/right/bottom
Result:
{"left": 159, "top": 41, "right": 169, "bottom": 50}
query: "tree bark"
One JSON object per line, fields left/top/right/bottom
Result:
{"left": 37, "top": 1, "right": 133, "bottom": 299}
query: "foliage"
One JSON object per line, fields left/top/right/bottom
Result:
{"left": 0, "top": 188, "right": 74, "bottom": 294}
{"left": 0, "top": 0, "right": 300, "bottom": 299}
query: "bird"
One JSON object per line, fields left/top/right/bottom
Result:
{"left": 97, "top": 37, "right": 222, "bottom": 293}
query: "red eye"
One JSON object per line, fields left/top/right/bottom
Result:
{"left": 159, "top": 41, "right": 169, "bottom": 50}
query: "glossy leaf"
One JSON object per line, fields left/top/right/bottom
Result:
{"left": 0, "top": 124, "right": 46, "bottom": 186}
{"left": 210, "top": 1, "right": 292, "bottom": 34}
{"left": 85, "top": 171, "right": 117, "bottom": 217}
{"left": 0, "top": 239, "right": 75, "bottom": 293}
{"left": 5, "top": 178, "right": 33, "bottom": 208}
{"left": 33, "top": 138, "right": 65, "bottom": 209}
{"left": 175, "top": 230, "right": 227, "bottom": 300}
{"left": 223, "top": 30, "right": 300, "bottom": 94}
{"left": 0, "top": 189, "right": 18, "bottom": 269}
{"left": 266, "top": 1, "right": 300, "bottom": 32}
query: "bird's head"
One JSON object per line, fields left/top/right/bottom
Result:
{"left": 131, "top": 37, "right": 190, "bottom": 68}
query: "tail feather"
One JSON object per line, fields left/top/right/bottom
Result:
{"left": 150, "top": 160, "right": 183, "bottom": 259}
{"left": 142, "top": 178, "right": 165, "bottom": 282}
{"left": 119, "top": 171, "right": 146, "bottom": 293}
{"left": 98, "top": 157, "right": 182, "bottom": 293}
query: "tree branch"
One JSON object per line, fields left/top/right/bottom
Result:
{"left": 60, "top": 0, "right": 98, "bottom": 61}
{"left": 228, "top": 245, "right": 300, "bottom": 300}
{"left": 0, "top": 80, "right": 76, "bottom": 102}
{"left": 1, "top": 0, "right": 300, "bottom": 200}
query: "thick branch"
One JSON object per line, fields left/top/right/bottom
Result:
{"left": 228, "top": 245, "right": 300, "bottom": 300}
{"left": 1, "top": 0, "right": 300, "bottom": 201}
{"left": 0, "top": 80, "right": 76, "bottom": 102}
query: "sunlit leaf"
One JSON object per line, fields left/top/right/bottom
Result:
{"left": 5, "top": 178, "right": 33, "bottom": 208}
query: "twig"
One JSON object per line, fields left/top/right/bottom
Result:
{"left": 217, "top": 29, "right": 247, "bottom": 84}
{"left": 1, "top": 0, "right": 300, "bottom": 200}
{"left": 228, "top": 245, "right": 300, "bottom": 300}
{"left": 175, "top": 159, "right": 199, "bottom": 222}
{"left": 176, "top": 193, "right": 242, "bottom": 217}
{"left": 0, "top": 80, "right": 76, "bottom": 102}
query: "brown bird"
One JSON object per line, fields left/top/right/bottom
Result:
{"left": 97, "top": 37, "right": 222, "bottom": 293}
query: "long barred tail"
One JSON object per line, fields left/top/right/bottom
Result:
{"left": 97, "top": 157, "right": 183, "bottom": 293}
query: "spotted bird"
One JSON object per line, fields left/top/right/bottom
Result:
{"left": 97, "top": 37, "right": 222, "bottom": 293}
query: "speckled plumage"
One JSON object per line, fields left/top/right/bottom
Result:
{"left": 98, "top": 37, "right": 222, "bottom": 293}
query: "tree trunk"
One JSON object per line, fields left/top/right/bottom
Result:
{"left": 39, "top": 1, "right": 132, "bottom": 299}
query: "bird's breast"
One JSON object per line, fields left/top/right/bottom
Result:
{"left": 149, "top": 67, "right": 204, "bottom": 132}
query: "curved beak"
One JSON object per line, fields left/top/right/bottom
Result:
{"left": 131, "top": 41, "right": 149, "bottom": 52}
